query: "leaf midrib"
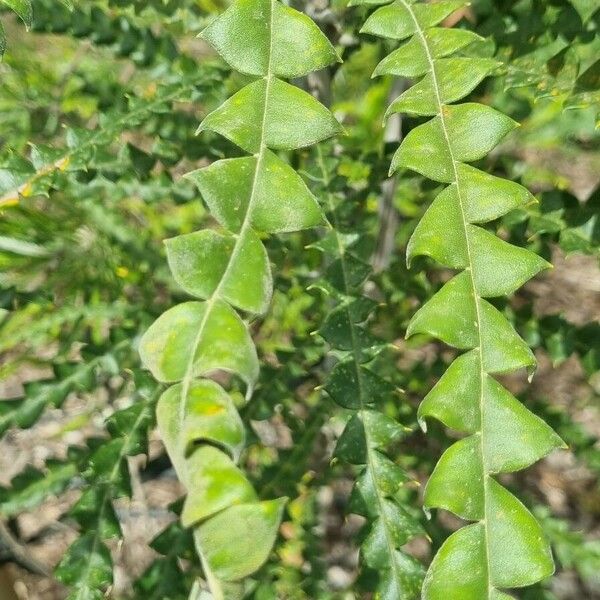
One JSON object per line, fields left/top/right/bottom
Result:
{"left": 399, "top": 1, "right": 493, "bottom": 597}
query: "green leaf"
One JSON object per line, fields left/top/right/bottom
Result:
{"left": 363, "top": 506, "right": 424, "bottom": 565}
{"left": 386, "top": 58, "right": 500, "bottom": 117}
{"left": 424, "top": 435, "right": 484, "bottom": 520}
{"left": 407, "top": 213, "right": 551, "bottom": 298}
{"left": 362, "top": 409, "right": 406, "bottom": 449}
{"left": 56, "top": 533, "right": 113, "bottom": 597}
{"left": 140, "top": 1, "right": 342, "bottom": 593}
{"left": 362, "top": 1, "right": 467, "bottom": 40}
{"left": 479, "top": 299, "right": 536, "bottom": 374}
{"left": 139, "top": 300, "right": 259, "bottom": 389}
{"left": 422, "top": 524, "right": 488, "bottom": 600}
{"left": 0, "top": 460, "right": 78, "bottom": 518}
{"left": 377, "top": 553, "right": 425, "bottom": 600}
{"left": 194, "top": 499, "right": 287, "bottom": 581}
{"left": 319, "top": 305, "right": 377, "bottom": 351}
{"left": 325, "top": 251, "right": 371, "bottom": 292}
{"left": 568, "top": 0, "right": 600, "bottom": 23}
{"left": 469, "top": 225, "right": 550, "bottom": 297}
{"left": 70, "top": 486, "right": 121, "bottom": 539}
{"left": 0, "top": 235, "right": 49, "bottom": 257}
{"left": 374, "top": 28, "right": 483, "bottom": 77}
{"left": 456, "top": 164, "right": 536, "bottom": 223}
{"left": 182, "top": 446, "right": 257, "bottom": 527}
{"left": 407, "top": 272, "right": 478, "bottom": 349}
{"left": 1, "top": 0, "right": 33, "bottom": 27}
{"left": 201, "top": 0, "right": 339, "bottom": 78}
{"left": 486, "top": 479, "right": 555, "bottom": 586}
{"left": 392, "top": 104, "right": 518, "bottom": 181}
{"left": 324, "top": 360, "right": 395, "bottom": 409}
{"left": 198, "top": 77, "right": 342, "bottom": 153}
{"left": 166, "top": 229, "right": 272, "bottom": 315}
{"left": 482, "top": 377, "right": 566, "bottom": 473}
{"left": 186, "top": 150, "right": 324, "bottom": 234}
{"left": 157, "top": 380, "right": 245, "bottom": 468}
{"left": 418, "top": 350, "right": 481, "bottom": 433}
{"left": 363, "top": 0, "right": 562, "bottom": 595}
{"left": 407, "top": 185, "right": 468, "bottom": 268}
{"left": 336, "top": 414, "right": 367, "bottom": 464}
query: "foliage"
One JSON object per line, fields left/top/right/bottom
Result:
{"left": 0, "top": 0, "right": 598, "bottom": 599}
{"left": 138, "top": 1, "right": 342, "bottom": 596}
{"left": 355, "top": 0, "right": 569, "bottom": 597}
{"left": 477, "top": 0, "right": 600, "bottom": 119}
{"left": 312, "top": 145, "right": 425, "bottom": 597}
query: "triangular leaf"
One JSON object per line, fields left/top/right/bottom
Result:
{"left": 166, "top": 229, "right": 272, "bottom": 315}
{"left": 200, "top": 0, "right": 339, "bottom": 78}
{"left": 139, "top": 300, "right": 259, "bottom": 389}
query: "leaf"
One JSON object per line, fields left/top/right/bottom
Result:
{"left": 391, "top": 104, "right": 518, "bottom": 181}
{"left": 407, "top": 213, "right": 550, "bottom": 298}
{"left": 362, "top": 1, "right": 467, "bottom": 40}
{"left": 0, "top": 460, "right": 78, "bottom": 518}
{"left": 482, "top": 377, "right": 566, "bottom": 473}
{"left": 0, "top": 350, "right": 123, "bottom": 435}
{"left": 422, "top": 524, "right": 488, "bottom": 600}
{"left": 324, "top": 360, "right": 395, "bottom": 409}
{"left": 140, "top": 0, "right": 342, "bottom": 594}
{"left": 457, "top": 164, "right": 536, "bottom": 223}
{"left": 364, "top": 499, "right": 424, "bottom": 551}
{"left": 56, "top": 533, "right": 113, "bottom": 597}
{"left": 486, "top": 479, "right": 555, "bottom": 586}
{"left": 166, "top": 229, "right": 272, "bottom": 315}
{"left": 186, "top": 150, "right": 324, "bottom": 234}
{"left": 1, "top": 0, "right": 33, "bottom": 27}
{"left": 0, "top": 235, "right": 49, "bottom": 257}
{"left": 469, "top": 226, "right": 550, "bottom": 297}
{"left": 319, "top": 305, "right": 377, "bottom": 351}
{"left": 157, "top": 380, "right": 245, "bottom": 468}
{"left": 407, "top": 272, "right": 478, "bottom": 349}
{"left": 194, "top": 499, "right": 287, "bottom": 581}
{"left": 424, "top": 435, "right": 484, "bottom": 520}
{"left": 336, "top": 414, "right": 367, "bottom": 464}
{"left": 407, "top": 185, "right": 468, "bottom": 268}
{"left": 139, "top": 300, "right": 259, "bottom": 389}
{"left": 568, "top": 0, "right": 600, "bottom": 23}
{"left": 387, "top": 58, "right": 500, "bottom": 117}
{"left": 198, "top": 77, "right": 342, "bottom": 153}
{"left": 200, "top": 0, "right": 339, "bottom": 78}
{"left": 70, "top": 486, "right": 121, "bottom": 539}
{"left": 418, "top": 350, "right": 478, "bottom": 434}
{"left": 182, "top": 446, "right": 257, "bottom": 527}
{"left": 325, "top": 251, "right": 371, "bottom": 292}
{"left": 314, "top": 146, "right": 425, "bottom": 596}
{"left": 0, "top": 72, "right": 217, "bottom": 209}
{"left": 374, "top": 28, "right": 483, "bottom": 77}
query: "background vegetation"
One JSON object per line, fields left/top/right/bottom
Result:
{"left": 0, "top": 0, "right": 598, "bottom": 598}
